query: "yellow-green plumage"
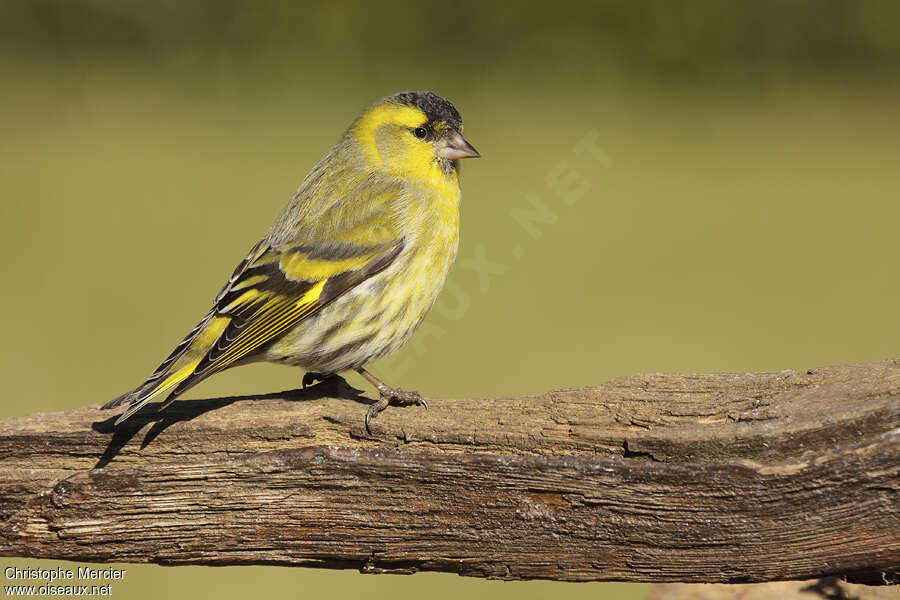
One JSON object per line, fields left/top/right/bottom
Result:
{"left": 104, "top": 91, "right": 479, "bottom": 427}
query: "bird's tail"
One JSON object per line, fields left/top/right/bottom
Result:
{"left": 103, "top": 311, "right": 230, "bottom": 425}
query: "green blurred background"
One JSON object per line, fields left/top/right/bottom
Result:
{"left": 2, "top": 1, "right": 899, "bottom": 599}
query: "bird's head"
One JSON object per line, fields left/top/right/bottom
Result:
{"left": 351, "top": 91, "right": 479, "bottom": 181}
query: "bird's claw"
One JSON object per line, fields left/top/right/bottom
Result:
{"left": 365, "top": 387, "right": 427, "bottom": 434}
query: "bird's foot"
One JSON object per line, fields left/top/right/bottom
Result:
{"left": 301, "top": 371, "right": 346, "bottom": 389}
{"left": 365, "top": 386, "right": 428, "bottom": 434}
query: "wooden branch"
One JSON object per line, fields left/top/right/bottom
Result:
{"left": 2, "top": 360, "right": 898, "bottom": 584}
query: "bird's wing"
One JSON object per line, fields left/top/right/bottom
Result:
{"left": 105, "top": 167, "right": 410, "bottom": 424}
{"left": 107, "top": 234, "right": 404, "bottom": 424}
{"left": 193, "top": 237, "right": 405, "bottom": 384}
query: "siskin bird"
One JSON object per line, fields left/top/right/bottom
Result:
{"left": 103, "top": 91, "right": 480, "bottom": 432}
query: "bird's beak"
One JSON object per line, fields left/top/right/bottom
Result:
{"left": 438, "top": 131, "right": 481, "bottom": 159}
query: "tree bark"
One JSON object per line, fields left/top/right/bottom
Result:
{"left": 1, "top": 360, "right": 898, "bottom": 584}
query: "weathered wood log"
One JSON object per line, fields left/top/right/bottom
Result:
{"left": 1, "top": 360, "right": 898, "bottom": 584}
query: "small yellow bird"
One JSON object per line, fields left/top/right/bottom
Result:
{"left": 103, "top": 91, "right": 479, "bottom": 431}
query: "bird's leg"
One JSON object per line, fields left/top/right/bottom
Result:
{"left": 356, "top": 367, "right": 427, "bottom": 433}
{"left": 301, "top": 371, "right": 345, "bottom": 388}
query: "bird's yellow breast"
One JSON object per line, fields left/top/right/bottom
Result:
{"left": 264, "top": 181, "right": 460, "bottom": 373}
{"left": 394, "top": 181, "right": 460, "bottom": 326}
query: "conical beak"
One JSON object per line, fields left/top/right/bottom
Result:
{"left": 438, "top": 131, "right": 481, "bottom": 159}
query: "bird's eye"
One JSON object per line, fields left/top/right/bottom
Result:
{"left": 412, "top": 126, "right": 428, "bottom": 140}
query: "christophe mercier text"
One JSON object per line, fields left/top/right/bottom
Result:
{"left": 5, "top": 566, "right": 126, "bottom": 582}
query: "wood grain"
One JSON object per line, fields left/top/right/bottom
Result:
{"left": 1, "top": 360, "right": 898, "bottom": 584}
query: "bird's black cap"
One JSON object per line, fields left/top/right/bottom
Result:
{"left": 391, "top": 91, "right": 463, "bottom": 130}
